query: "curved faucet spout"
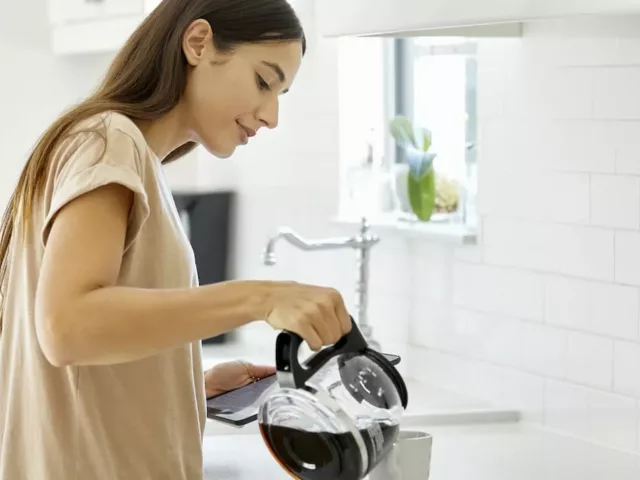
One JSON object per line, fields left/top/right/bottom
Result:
{"left": 262, "top": 225, "right": 378, "bottom": 265}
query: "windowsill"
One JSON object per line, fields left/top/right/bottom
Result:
{"left": 332, "top": 212, "right": 478, "bottom": 245}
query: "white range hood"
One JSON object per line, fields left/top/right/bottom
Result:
{"left": 316, "top": 0, "right": 640, "bottom": 37}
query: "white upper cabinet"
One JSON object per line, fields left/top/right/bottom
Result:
{"left": 48, "top": 0, "right": 159, "bottom": 54}
{"left": 49, "top": 0, "right": 144, "bottom": 25}
{"left": 316, "top": 0, "right": 640, "bottom": 38}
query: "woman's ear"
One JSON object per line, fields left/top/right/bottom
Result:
{"left": 182, "top": 19, "right": 214, "bottom": 66}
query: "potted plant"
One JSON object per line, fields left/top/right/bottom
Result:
{"left": 390, "top": 115, "right": 437, "bottom": 222}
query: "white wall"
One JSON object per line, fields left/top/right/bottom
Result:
{"left": 397, "top": 15, "right": 640, "bottom": 455}
{"left": 0, "top": 0, "right": 113, "bottom": 209}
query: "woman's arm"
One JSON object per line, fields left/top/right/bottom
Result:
{"left": 35, "top": 184, "right": 349, "bottom": 367}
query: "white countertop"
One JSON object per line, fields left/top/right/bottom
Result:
{"left": 428, "top": 422, "right": 640, "bottom": 480}
{"left": 203, "top": 422, "right": 640, "bottom": 480}
{"left": 202, "top": 432, "right": 288, "bottom": 479}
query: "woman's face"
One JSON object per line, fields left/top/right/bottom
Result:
{"left": 181, "top": 20, "right": 303, "bottom": 158}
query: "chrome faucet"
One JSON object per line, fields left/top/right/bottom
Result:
{"left": 262, "top": 217, "right": 382, "bottom": 351}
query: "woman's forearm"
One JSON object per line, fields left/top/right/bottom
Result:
{"left": 40, "top": 280, "right": 267, "bottom": 367}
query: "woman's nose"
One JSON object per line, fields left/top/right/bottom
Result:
{"left": 257, "top": 96, "right": 279, "bottom": 129}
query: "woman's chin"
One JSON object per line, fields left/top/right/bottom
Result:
{"left": 201, "top": 142, "right": 236, "bottom": 159}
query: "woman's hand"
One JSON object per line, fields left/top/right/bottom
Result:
{"left": 204, "top": 360, "right": 276, "bottom": 398}
{"left": 264, "top": 282, "right": 352, "bottom": 352}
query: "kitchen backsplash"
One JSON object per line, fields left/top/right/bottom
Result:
{"left": 405, "top": 15, "right": 640, "bottom": 454}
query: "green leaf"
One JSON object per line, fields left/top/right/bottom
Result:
{"left": 389, "top": 115, "right": 417, "bottom": 149}
{"left": 416, "top": 127, "right": 432, "bottom": 152}
{"left": 407, "top": 168, "right": 436, "bottom": 221}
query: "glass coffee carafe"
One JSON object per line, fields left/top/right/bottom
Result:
{"left": 258, "top": 316, "right": 409, "bottom": 480}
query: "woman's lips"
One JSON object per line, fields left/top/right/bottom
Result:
{"left": 237, "top": 122, "right": 256, "bottom": 145}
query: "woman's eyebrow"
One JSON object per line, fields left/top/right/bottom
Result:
{"left": 261, "top": 61, "right": 286, "bottom": 83}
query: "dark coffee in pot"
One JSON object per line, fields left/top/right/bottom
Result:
{"left": 259, "top": 422, "right": 399, "bottom": 480}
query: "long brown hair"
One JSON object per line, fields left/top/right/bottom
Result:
{"left": 0, "top": 0, "right": 305, "bottom": 326}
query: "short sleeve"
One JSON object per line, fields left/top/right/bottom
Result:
{"left": 41, "top": 124, "right": 150, "bottom": 252}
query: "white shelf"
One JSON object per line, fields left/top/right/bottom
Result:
{"left": 332, "top": 214, "right": 478, "bottom": 245}
{"left": 317, "top": 0, "right": 640, "bottom": 38}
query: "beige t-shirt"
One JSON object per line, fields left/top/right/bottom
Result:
{"left": 0, "top": 112, "right": 207, "bottom": 480}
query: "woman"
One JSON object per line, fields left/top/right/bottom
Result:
{"left": 0, "top": 0, "right": 351, "bottom": 479}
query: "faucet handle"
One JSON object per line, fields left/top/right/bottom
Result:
{"left": 262, "top": 249, "right": 277, "bottom": 266}
{"left": 358, "top": 217, "right": 372, "bottom": 235}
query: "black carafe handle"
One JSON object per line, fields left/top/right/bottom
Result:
{"left": 275, "top": 315, "right": 368, "bottom": 388}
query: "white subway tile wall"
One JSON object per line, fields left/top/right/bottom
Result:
{"left": 398, "top": 16, "right": 640, "bottom": 454}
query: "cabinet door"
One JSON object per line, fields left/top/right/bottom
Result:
{"left": 49, "top": 0, "right": 144, "bottom": 26}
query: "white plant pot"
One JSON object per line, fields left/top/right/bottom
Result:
{"left": 392, "top": 163, "right": 411, "bottom": 213}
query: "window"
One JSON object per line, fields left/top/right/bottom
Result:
{"left": 336, "top": 35, "right": 478, "bottom": 233}
{"left": 393, "top": 37, "right": 478, "bottom": 226}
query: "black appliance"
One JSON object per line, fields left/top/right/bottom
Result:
{"left": 172, "top": 190, "right": 236, "bottom": 344}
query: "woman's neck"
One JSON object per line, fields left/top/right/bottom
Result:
{"left": 135, "top": 105, "right": 191, "bottom": 161}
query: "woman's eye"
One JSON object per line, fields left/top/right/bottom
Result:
{"left": 256, "top": 75, "right": 270, "bottom": 91}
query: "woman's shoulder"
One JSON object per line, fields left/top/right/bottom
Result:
{"left": 70, "top": 111, "right": 149, "bottom": 157}
{"left": 49, "top": 111, "right": 153, "bottom": 184}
